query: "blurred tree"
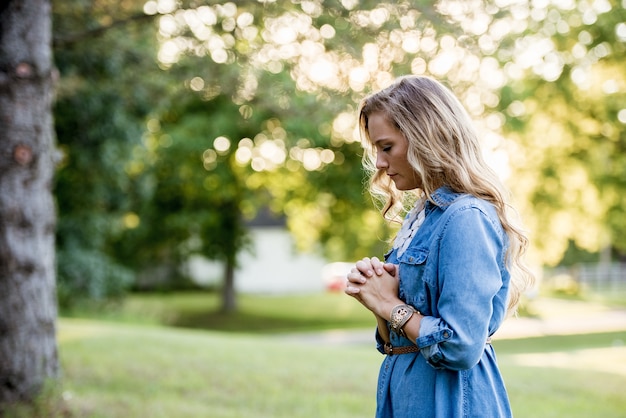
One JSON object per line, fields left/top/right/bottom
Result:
{"left": 0, "top": 0, "right": 59, "bottom": 405}
{"left": 132, "top": 65, "right": 386, "bottom": 310}
{"left": 52, "top": 0, "right": 164, "bottom": 305}
{"left": 52, "top": 0, "right": 399, "bottom": 311}
{"left": 131, "top": 93, "right": 260, "bottom": 311}
{"left": 488, "top": 0, "right": 626, "bottom": 265}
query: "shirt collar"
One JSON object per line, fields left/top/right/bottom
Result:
{"left": 427, "top": 185, "right": 464, "bottom": 208}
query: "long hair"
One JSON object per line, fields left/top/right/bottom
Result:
{"left": 359, "top": 75, "right": 534, "bottom": 313}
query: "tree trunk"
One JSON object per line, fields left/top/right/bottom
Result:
{"left": 220, "top": 258, "right": 237, "bottom": 312}
{"left": 0, "top": 0, "right": 59, "bottom": 405}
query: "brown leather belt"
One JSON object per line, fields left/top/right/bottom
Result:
{"left": 384, "top": 342, "right": 420, "bottom": 355}
{"left": 384, "top": 337, "right": 492, "bottom": 356}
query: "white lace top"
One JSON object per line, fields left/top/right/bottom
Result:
{"left": 392, "top": 198, "right": 426, "bottom": 257}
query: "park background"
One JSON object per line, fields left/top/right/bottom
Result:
{"left": 1, "top": 0, "right": 626, "bottom": 416}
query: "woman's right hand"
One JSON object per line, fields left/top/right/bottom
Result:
{"left": 345, "top": 256, "right": 397, "bottom": 297}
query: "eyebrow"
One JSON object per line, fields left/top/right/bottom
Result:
{"left": 373, "top": 137, "right": 391, "bottom": 145}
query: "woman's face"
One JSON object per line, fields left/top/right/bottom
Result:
{"left": 368, "top": 112, "right": 422, "bottom": 191}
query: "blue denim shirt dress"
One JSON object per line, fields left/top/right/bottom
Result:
{"left": 375, "top": 186, "right": 513, "bottom": 418}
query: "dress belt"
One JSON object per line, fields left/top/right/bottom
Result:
{"left": 383, "top": 342, "right": 420, "bottom": 355}
{"left": 384, "top": 337, "right": 493, "bottom": 356}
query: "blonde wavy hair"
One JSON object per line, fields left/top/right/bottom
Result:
{"left": 359, "top": 75, "right": 534, "bottom": 313}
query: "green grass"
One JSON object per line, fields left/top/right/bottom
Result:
{"left": 503, "top": 364, "right": 626, "bottom": 418}
{"left": 493, "top": 331, "right": 626, "bottom": 354}
{"left": 7, "top": 292, "right": 626, "bottom": 417}
{"left": 56, "top": 319, "right": 380, "bottom": 418}
{"left": 496, "top": 331, "right": 626, "bottom": 418}
{"left": 586, "top": 289, "right": 626, "bottom": 309}
{"left": 539, "top": 286, "right": 626, "bottom": 309}
{"left": 50, "top": 321, "right": 626, "bottom": 418}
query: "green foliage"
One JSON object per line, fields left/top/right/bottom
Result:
{"left": 559, "top": 240, "right": 601, "bottom": 266}
{"left": 56, "top": 249, "right": 133, "bottom": 308}
{"left": 52, "top": 0, "right": 626, "bottom": 306}
{"left": 53, "top": 0, "right": 167, "bottom": 299}
{"left": 494, "top": 2, "right": 626, "bottom": 264}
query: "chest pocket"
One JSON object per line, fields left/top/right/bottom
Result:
{"left": 397, "top": 247, "right": 430, "bottom": 309}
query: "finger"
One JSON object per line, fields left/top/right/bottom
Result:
{"left": 355, "top": 259, "right": 374, "bottom": 277}
{"left": 383, "top": 263, "right": 397, "bottom": 275}
{"left": 370, "top": 257, "right": 384, "bottom": 275}
{"left": 349, "top": 267, "right": 364, "bottom": 278}
{"left": 346, "top": 271, "right": 366, "bottom": 284}
{"left": 344, "top": 284, "right": 361, "bottom": 295}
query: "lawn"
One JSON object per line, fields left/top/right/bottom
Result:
{"left": 7, "top": 292, "right": 626, "bottom": 417}
{"left": 52, "top": 320, "right": 381, "bottom": 418}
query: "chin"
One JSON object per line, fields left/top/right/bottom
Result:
{"left": 395, "top": 182, "right": 421, "bottom": 191}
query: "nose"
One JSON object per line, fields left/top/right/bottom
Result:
{"left": 376, "top": 152, "right": 388, "bottom": 170}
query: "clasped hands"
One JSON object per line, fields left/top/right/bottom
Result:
{"left": 344, "top": 256, "right": 401, "bottom": 319}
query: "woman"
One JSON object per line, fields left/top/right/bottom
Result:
{"left": 345, "top": 76, "right": 533, "bottom": 418}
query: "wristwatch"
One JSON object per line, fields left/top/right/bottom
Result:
{"left": 389, "top": 304, "right": 417, "bottom": 337}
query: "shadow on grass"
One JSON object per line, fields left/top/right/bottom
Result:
{"left": 60, "top": 290, "right": 376, "bottom": 334}
{"left": 168, "top": 309, "right": 363, "bottom": 334}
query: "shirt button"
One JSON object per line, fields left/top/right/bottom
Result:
{"left": 409, "top": 257, "right": 414, "bottom": 262}
{"left": 443, "top": 331, "right": 450, "bottom": 338}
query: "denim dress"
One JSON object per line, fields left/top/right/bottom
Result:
{"left": 375, "top": 186, "right": 513, "bottom": 418}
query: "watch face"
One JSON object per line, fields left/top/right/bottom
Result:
{"left": 392, "top": 305, "right": 410, "bottom": 328}
{"left": 391, "top": 305, "right": 415, "bottom": 334}
{"left": 395, "top": 306, "right": 411, "bottom": 318}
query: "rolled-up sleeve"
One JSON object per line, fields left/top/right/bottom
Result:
{"left": 415, "top": 205, "right": 505, "bottom": 370}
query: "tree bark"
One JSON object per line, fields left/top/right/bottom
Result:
{"left": 221, "top": 257, "right": 237, "bottom": 312}
{"left": 0, "top": 0, "right": 59, "bottom": 405}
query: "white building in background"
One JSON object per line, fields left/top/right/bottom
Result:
{"left": 236, "top": 226, "right": 328, "bottom": 293}
{"left": 187, "top": 211, "right": 350, "bottom": 294}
